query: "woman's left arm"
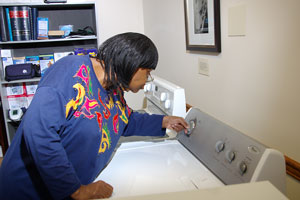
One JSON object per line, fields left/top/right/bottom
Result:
{"left": 122, "top": 112, "right": 188, "bottom": 137}
{"left": 122, "top": 112, "right": 165, "bottom": 137}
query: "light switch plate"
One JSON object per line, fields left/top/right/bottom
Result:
{"left": 198, "top": 58, "right": 209, "bottom": 76}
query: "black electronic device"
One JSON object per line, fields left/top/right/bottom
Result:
{"left": 44, "top": 0, "right": 67, "bottom": 3}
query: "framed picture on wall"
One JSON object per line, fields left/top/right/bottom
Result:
{"left": 184, "top": 0, "right": 221, "bottom": 52}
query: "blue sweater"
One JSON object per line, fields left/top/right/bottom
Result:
{"left": 0, "top": 55, "right": 165, "bottom": 199}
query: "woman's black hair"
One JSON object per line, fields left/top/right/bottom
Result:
{"left": 96, "top": 32, "right": 158, "bottom": 92}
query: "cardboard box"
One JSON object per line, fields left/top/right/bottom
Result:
{"left": 25, "top": 82, "right": 38, "bottom": 95}
{"left": 0, "top": 49, "right": 12, "bottom": 58}
{"left": 54, "top": 51, "right": 73, "bottom": 62}
{"left": 37, "top": 17, "right": 49, "bottom": 40}
{"left": 6, "top": 83, "right": 25, "bottom": 96}
{"left": 25, "top": 56, "right": 40, "bottom": 65}
{"left": 13, "top": 57, "right": 26, "bottom": 64}
{"left": 7, "top": 97, "right": 28, "bottom": 110}
{"left": 39, "top": 54, "right": 54, "bottom": 76}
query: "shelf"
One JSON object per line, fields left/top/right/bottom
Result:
{"left": 0, "top": 0, "right": 98, "bottom": 146}
{"left": 1, "top": 78, "right": 41, "bottom": 85}
{"left": 0, "top": 1, "right": 95, "bottom": 7}
{"left": 0, "top": 36, "right": 97, "bottom": 45}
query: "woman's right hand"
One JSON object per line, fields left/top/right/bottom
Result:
{"left": 71, "top": 180, "right": 113, "bottom": 199}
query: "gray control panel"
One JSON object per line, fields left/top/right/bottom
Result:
{"left": 178, "top": 108, "right": 267, "bottom": 185}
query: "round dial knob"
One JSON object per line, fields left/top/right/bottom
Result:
{"left": 144, "top": 84, "right": 152, "bottom": 92}
{"left": 238, "top": 161, "right": 247, "bottom": 175}
{"left": 215, "top": 141, "right": 225, "bottom": 153}
{"left": 160, "top": 92, "right": 167, "bottom": 101}
{"left": 225, "top": 150, "right": 236, "bottom": 163}
{"left": 164, "top": 99, "right": 171, "bottom": 109}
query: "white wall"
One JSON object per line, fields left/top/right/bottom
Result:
{"left": 143, "top": 0, "right": 300, "bottom": 162}
{"left": 96, "top": 0, "right": 146, "bottom": 110}
{"left": 96, "top": 0, "right": 145, "bottom": 42}
{"left": 143, "top": 0, "right": 300, "bottom": 199}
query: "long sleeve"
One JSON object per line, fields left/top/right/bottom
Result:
{"left": 22, "top": 86, "right": 81, "bottom": 199}
{"left": 122, "top": 111, "right": 166, "bottom": 137}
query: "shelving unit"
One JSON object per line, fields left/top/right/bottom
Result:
{"left": 0, "top": 0, "right": 98, "bottom": 147}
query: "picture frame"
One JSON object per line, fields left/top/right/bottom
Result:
{"left": 184, "top": 0, "right": 221, "bottom": 52}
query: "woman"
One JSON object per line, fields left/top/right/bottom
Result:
{"left": 0, "top": 32, "right": 188, "bottom": 199}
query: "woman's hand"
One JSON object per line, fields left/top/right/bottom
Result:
{"left": 71, "top": 180, "right": 113, "bottom": 200}
{"left": 162, "top": 116, "right": 189, "bottom": 133}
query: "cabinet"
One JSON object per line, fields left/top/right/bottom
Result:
{"left": 0, "top": 0, "right": 98, "bottom": 147}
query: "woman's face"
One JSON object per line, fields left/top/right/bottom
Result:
{"left": 128, "top": 68, "right": 153, "bottom": 93}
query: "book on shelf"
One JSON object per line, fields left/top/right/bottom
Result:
{"left": 5, "top": 7, "right": 13, "bottom": 41}
{"left": 31, "top": 7, "right": 38, "bottom": 40}
{"left": 39, "top": 54, "right": 54, "bottom": 76}
{"left": 0, "top": 7, "right": 9, "bottom": 42}
{"left": 25, "top": 55, "right": 40, "bottom": 65}
{"left": 9, "top": 6, "right": 31, "bottom": 41}
{"left": 28, "top": 7, "right": 33, "bottom": 41}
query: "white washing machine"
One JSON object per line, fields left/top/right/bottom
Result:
{"left": 94, "top": 76, "right": 286, "bottom": 198}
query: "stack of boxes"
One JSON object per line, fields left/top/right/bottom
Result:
{"left": 1, "top": 47, "right": 97, "bottom": 112}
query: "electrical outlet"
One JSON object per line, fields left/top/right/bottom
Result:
{"left": 198, "top": 58, "right": 209, "bottom": 76}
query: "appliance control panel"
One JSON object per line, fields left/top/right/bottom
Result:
{"left": 177, "top": 108, "right": 286, "bottom": 193}
{"left": 144, "top": 75, "right": 186, "bottom": 118}
{"left": 145, "top": 82, "right": 173, "bottom": 114}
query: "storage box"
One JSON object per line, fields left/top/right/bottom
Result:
{"left": 54, "top": 51, "right": 73, "bottom": 62}
{"left": 26, "top": 56, "right": 40, "bottom": 65}
{"left": 13, "top": 57, "right": 26, "bottom": 64}
{"left": 48, "top": 30, "right": 64, "bottom": 39}
{"left": 6, "top": 83, "right": 24, "bottom": 96}
{"left": 25, "top": 82, "right": 38, "bottom": 95}
{"left": 39, "top": 54, "right": 54, "bottom": 76}
{"left": 37, "top": 17, "right": 49, "bottom": 40}
{"left": 0, "top": 49, "right": 12, "bottom": 58}
{"left": 7, "top": 97, "right": 28, "bottom": 110}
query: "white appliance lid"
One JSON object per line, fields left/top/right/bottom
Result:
{"left": 95, "top": 140, "right": 223, "bottom": 198}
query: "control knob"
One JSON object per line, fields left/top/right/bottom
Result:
{"left": 160, "top": 92, "right": 167, "bottom": 101}
{"left": 215, "top": 141, "right": 225, "bottom": 153}
{"left": 225, "top": 150, "right": 236, "bottom": 163}
{"left": 238, "top": 161, "right": 247, "bottom": 175}
{"left": 164, "top": 99, "right": 171, "bottom": 109}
